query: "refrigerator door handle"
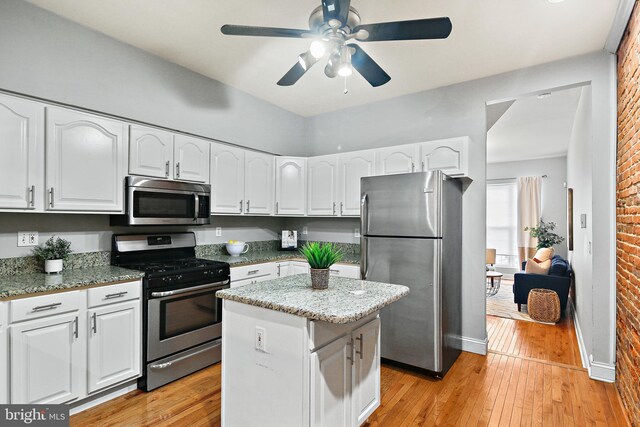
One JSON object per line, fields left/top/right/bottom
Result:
{"left": 360, "top": 193, "right": 369, "bottom": 236}
{"left": 360, "top": 237, "right": 368, "bottom": 280}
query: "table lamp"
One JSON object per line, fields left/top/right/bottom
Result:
{"left": 486, "top": 248, "right": 497, "bottom": 271}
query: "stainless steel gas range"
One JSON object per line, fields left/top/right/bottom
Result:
{"left": 111, "top": 232, "right": 230, "bottom": 391}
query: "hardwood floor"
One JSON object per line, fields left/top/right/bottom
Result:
{"left": 72, "top": 315, "right": 628, "bottom": 427}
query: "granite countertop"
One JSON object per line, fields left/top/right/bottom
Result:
{"left": 216, "top": 274, "right": 409, "bottom": 324}
{"left": 0, "top": 266, "right": 145, "bottom": 300}
{"left": 201, "top": 250, "right": 360, "bottom": 267}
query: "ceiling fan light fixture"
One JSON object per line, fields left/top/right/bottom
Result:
{"left": 297, "top": 51, "right": 316, "bottom": 71}
{"left": 309, "top": 40, "right": 326, "bottom": 59}
{"left": 338, "top": 63, "right": 353, "bottom": 77}
{"left": 337, "top": 44, "right": 352, "bottom": 77}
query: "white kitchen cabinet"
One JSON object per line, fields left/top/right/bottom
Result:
{"left": 376, "top": 144, "right": 420, "bottom": 176}
{"left": 46, "top": 107, "right": 127, "bottom": 212}
{"left": 291, "top": 261, "right": 310, "bottom": 275}
{"left": 0, "top": 94, "right": 43, "bottom": 210}
{"left": 308, "top": 155, "right": 338, "bottom": 216}
{"left": 230, "top": 262, "right": 276, "bottom": 288}
{"left": 129, "top": 125, "right": 174, "bottom": 179}
{"left": 174, "top": 134, "right": 210, "bottom": 183}
{"left": 11, "top": 311, "right": 84, "bottom": 404}
{"left": 350, "top": 317, "right": 380, "bottom": 426}
{"left": 275, "top": 157, "right": 307, "bottom": 216}
{"left": 210, "top": 143, "right": 245, "bottom": 214}
{"left": 275, "top": 261, "right": 291, "bottom": 278}
{"left": 338, "top": 151, "right": 376, "bottom": 217}
{"left": 329, "top": 264, "right": 361, "bottom": 279}
{"left": 420, "top": 136, "right": 470, "bottom": 178}
{"left": 245, "top": 151, "right": 274, "bottom": 215}
{"left": 87, "top": 300, "right": 141, "bottom": 394}
{"left": 0, "top": 302, "right": 7, "bottom": 404}
{"left": 311, "top": 336, "right": 352, "bottom": 427}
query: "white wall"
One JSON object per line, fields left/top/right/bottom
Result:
{"left": 305, "top": 52, "right": 616, "bottom": 366}
{"left": 487, "top": 156, "right": 568, "bottom": 259}
{"left": 0, "top": 213, "right": 285, "bottom": 258}
{"left": 566, "top": 86, "right": 595, "bottom": 366}
{"left": 0, "top": 0, "right": 307, "bottom": 156}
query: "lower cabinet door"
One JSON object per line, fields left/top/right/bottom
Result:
{"left": 351, "top": 317, "right": 381, "bottom": 426}
{"left": 311, "top": 336, "right": 352, "bottom": 427}
{"left": 87, "top": 301, "right": 141, "bottom": 394}
{"left": 11, "top": 312, "right": 83, "bottom": 404}
{"left": 276, "top": 262, "right": 291, "bottom": 278}
{"left": 291, "top": 261, "right": 310, "bottom": 275}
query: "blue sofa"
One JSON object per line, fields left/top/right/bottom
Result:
{"left": 513, "top": 255, "right": 572, "bottom": 313}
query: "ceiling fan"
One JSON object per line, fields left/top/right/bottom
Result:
{"left": 221, "top": 0, "right": 452, "bottom": 87}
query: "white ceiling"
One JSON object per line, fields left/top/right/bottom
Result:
{"left": 25, "top": 0, "right": 619, "bottom": 116}
{"left": 487, "top": 87, "right": 583, "bottom": 164}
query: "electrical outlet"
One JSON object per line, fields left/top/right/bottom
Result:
{"left": 580, "top": 214, "right": 587, "bottom": 229}
{"left": 18, "top": 231, "right": 38, "bottom": 247}
{"left": 302, "top": 226, "right": 308, "bottom": 235}
{"left": 255, "top": 327, "right": 266, "bottom": 352}
{"left": 354, "top": 228, "right": 361, "bottom": 238}
{"left": 216, "top": 227, "right": 222, "bottom": 237}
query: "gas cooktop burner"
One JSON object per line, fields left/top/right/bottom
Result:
{"left": 122, "top": 258, "right": 225, "bottom": 274}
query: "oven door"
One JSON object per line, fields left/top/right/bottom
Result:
{"left": 147, "top": 280, "right": 228, "bottom": 361}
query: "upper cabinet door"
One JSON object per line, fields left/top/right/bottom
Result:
{"left": 376, "top": 144, "right": 420, "bottom": 176}
{"left": 173, "top": 135, "right": 210, "bottom": 183}
{"left": 245, "top": 151, "right": 274, "bottom": 215}
{"left": 275, "top": 157, "right": 307, "bottom": 216}
{"left": 420, "top": 136, "right": 470, "bottom": 178}
{"left": 129, "top": 125, "right": 173, "bottom": 179}
{"left": 211, "top": 143, "right": 245, "bottom": 214}
{"left": 46, "top": 107, "right": 126, "bottom": 212}
{"left": 338, "top": 151, "right": 376, "bottom": 217}
{"left": 0, "top": 95, "right": 43, "bottom": 210}
{"left": 307, "top": 155, "right": 338, "bottom": 216}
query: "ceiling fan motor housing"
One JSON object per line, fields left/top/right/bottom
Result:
{"left": 308, "top": 6, "right": 361, "bottom": 34}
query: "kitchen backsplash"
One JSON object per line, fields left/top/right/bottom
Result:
{"left": 0, "top": 240, "right": 360, "bottom": 276}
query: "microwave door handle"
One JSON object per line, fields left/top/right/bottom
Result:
{"left": 193, "top": 193, "right": 199, "bottom": 220}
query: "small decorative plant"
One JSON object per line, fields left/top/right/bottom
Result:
{"left": 32, "top": 236, "right": 72, "bottom": 274}
{"left": 299, "top": 242, "right": 343, "bottom": 290}
{"left": 525, "top": 220, "right": 565, "bottom": 249}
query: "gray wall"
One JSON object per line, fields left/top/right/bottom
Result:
{"left": 487, "top": 156, "right": 569, "bottom": 259}
{"left": 285, "top": 218, "right": 361, "bottom": 245}
{"left": 305, "top": 52, "right": 616, "bottom": 367}
{"left": 0, "top": 0, "right": 307, "bottom": 156}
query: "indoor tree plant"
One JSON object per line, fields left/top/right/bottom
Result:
{"left": 525, "top": 220, "right": 565, "bottom": 249}
{"left": 299, "top": 242, "right": 343, "bottom": 290}
{"left": 32, "top": 236, "right": 72, "bottom": 274}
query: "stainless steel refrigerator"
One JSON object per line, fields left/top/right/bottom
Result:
{"left": 360, "top": 171, "right": 462, "bottom": 377}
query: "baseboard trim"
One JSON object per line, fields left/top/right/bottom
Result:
{"left": 589, "top": 362, "right": 616, "bottom": 383}
{"left": 69, "top": 380, "right": 138, "bottom": 415}
{"left": 570, "top": 300, "right": 589, "bottom": 369}
{"left": 460, "top": 336, "right": 488, "bottom": 355}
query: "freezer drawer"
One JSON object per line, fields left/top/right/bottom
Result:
{"left": 361, "top": 236, "right": 441, "bottom": 372}
{"left": 361, "top": 172, "right": 441, "bottom": 238}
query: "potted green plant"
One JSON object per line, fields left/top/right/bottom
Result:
{"left": 299, "top": 242, "right": 343, "bottom": 290}
{"left": 32, "top": 236, "right": 72, "bottom": 274}
{"left": 525, "top": 220, "right": 565, "bottom": 249}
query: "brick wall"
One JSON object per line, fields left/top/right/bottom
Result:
{"left": 617, "top": 2, "right": 640, "bottom": 424}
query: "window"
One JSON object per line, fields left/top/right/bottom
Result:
{"left": 486, "top": 180, "right": 518, "bottom": 268}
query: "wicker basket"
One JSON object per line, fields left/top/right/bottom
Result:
{"left": 527, "top": 288, "right": 561, "bottom": 323}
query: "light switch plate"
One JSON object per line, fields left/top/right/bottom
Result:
{"left": 302, "top": 226, "right": 308, "bottom": 235}
{"left": 255, "top": 327, "right": 266, "bottom": 352}
{"left": 354, "top": 228, "right": 361, "bottom": 238}
{"left": 215, "top": 227, "right": 222, "bottom": 237}
{"left": 18, "top": 231, "right": 38, "bottom": 247}
{"left": 580, "top": 214, "right": 587, "bottom": 229}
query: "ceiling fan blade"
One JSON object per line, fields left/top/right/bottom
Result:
{"left": 348, "top": 45, "right": 390, "bottom": 87}
{"left": 221, "top": 24, "right": 314, "bottom": 38}
{"left": 321, "top": 0, "right": 351, "bottom": 25}
{"left": 354, "top": 17, "right": 452, "bottom": 41}
{"left": 277, "top": 52, "right": 319, "bottom": 86}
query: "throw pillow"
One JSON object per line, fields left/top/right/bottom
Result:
{"left": 532, "top": 247, "right": 555, "bottom": 263}
{"left": 525, "top": 258, "right": 551, "bottom": 275}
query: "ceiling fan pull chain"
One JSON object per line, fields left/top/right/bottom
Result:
{"left": 344, "top": 76, "right": 349, "bottom": 94}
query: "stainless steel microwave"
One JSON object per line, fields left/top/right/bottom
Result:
{"left": 112, "top": 176, "right": 211, "bottom": 226}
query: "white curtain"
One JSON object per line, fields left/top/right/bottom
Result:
{"left": 517, "top": 176, "right": 542, "bottom": 265}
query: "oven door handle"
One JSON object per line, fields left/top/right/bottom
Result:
{"left": 150, "top": 280, "right": 230, "bottom": 298}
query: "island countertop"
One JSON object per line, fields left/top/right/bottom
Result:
{"left": 216, "top": 274, "right": 409, "bottom": 324}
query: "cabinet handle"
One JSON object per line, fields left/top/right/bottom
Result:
{"left": 333, "top": 202, "right": 336, "bottom": 215}
{"left": 347, "top": 338, "right": 354, "bottom": 365}
{"left": 275, "top": 202, "right": 279, "bottom": 214}
{"left": 165, "top": 161, "right": 170, "bottom": 178}
{"left": 355, "top": 333, "right": 364, "bottom": 359}
{"left": 176, "top": 162, "right": 181, "bottom": 178}
{"left": 92, "top": 312, "right": 97, "bottom": 333}
{"left": 239, "top": 200, "right": 243, "bottom": 213}
{"left": 150, "top": 361, "right": 173, "bottom": 369}
{"left": 277, "top": 264, "right": 281, "bottom": 277}
{"left": 412, "top": 162, "right": 415, "bottom": 172}
{"left": 247, "top": 270, "right": 259, "bottom": 275}
{"left": 340, "top": 202, "right": 343, "bottom": 215}
{"left": 246, "top": 200, "right": 250, "bottom": 213}
{"left": 48, "top": 188, "right": 54, "bottom": 208}
{"left": 105, "top": 291, "right": 128, "bottom": 299}
{"left": 32, "top": 302, "right": 62, "bottom": 312}
{"left": 73, "top": 316, "right": 79, "bottom": 339}
{"left": 422, "top": 161, "right": 425, "bottom": 171}
{"left": 330, "top": 269, "right": 339, "bottom": 274}
{"left": 29, "top": 185, "right": 35, "bottom": 207}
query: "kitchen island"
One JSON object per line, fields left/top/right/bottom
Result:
{"left": 216, "top": 274, "right": 408, "bottom": 427}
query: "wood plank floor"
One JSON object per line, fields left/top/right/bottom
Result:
{"left": 72, "top": 315, "right": 628, "bottom": 427}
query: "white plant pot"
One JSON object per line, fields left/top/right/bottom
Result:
{"left": 44, "top": 259, "right": 63, "bottom": 274}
